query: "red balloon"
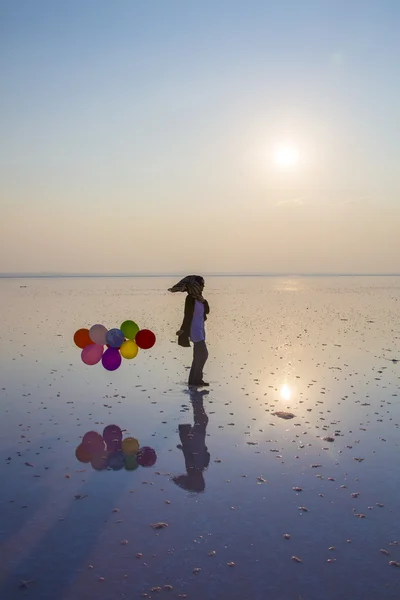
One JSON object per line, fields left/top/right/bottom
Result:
{"left": 135, "top": 329, "right": 156, "bottom": 349}
{"left": 136, "top": 446, "right": 157, "bottom": 467}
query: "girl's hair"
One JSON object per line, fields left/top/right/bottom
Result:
{"left": 194, "top": 276, "right": 204, "bottom": 285}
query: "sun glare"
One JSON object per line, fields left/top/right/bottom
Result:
{"left": 280, "top": 384, "right": 292, "bottom": 401}
{"left": 273, "top": 144, "right": 299, "bottom": 168}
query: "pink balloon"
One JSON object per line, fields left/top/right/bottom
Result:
{"left": 81, "top": 343, "right": 104, "bottom": 366}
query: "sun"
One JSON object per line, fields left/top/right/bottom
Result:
{"left": 280, "top": 384, "right": 292, "bottom": 401}
{"left": 273, "top": 144, "right": 299, "bottom": 168}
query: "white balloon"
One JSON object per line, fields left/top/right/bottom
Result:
{"left": 89, "top": 324, "right": 108, "bottom": 345}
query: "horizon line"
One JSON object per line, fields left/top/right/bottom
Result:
{"left": 1, "top": 272, "right": 400, "bottom": 278}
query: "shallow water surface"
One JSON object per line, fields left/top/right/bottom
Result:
{"left": 0, "top": 276, "right": 399, "bottom": 600}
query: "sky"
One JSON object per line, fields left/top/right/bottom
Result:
{"left": 1, "top": 0, "right": 399, "bottom": 275}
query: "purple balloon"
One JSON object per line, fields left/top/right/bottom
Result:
{"left": 106, "top": 328, "right": 125, "bottom": 348}
{"left": 102, "top": 347, "right": 122, "bottom": 371}
{"left": 103, "top": 424, "right": 123, "bottom": 443}
{"left": 107, "top": 438, "right": 122, "bottom": 453}
{"left": 81, "top": 343, "right": 104, "bottom": 366}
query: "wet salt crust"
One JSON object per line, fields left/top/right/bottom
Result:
{"left": 0, "top": 276, "right": 399, "bottom": 600}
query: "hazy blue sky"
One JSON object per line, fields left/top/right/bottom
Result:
{"left": 1, "top": 0, "right": 399, "bottom": 274}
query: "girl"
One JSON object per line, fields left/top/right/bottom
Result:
{"left": 168, "top": 275, "right": 210, "bottom": 387}
{"left": 173, "top": 388, "right": 210, "bottom": 493}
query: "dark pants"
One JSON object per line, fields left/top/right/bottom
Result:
{"left": 188, "top": 340, "right": 208, "bottom": 385}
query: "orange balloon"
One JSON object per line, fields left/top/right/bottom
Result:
{"left": 75, "top": 443, "right": 92, "bottom": 463}
{"left": 74, "top": 328, "right": 92, "bottom": 349}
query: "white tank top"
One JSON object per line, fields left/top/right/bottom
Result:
{"left": 190, "top": 300, "right": 205, "bottom": 343}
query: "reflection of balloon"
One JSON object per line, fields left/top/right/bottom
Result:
{"left": 125, "top": 455, "right": 139, "bottom": 471}
{"left": 103, "top": 424, "right": 122, "bottom": 444}
{"left": 91, "top": 453, "right": 108, "bottom": 471}
{"left": 81, "top": 343, "right": 104, "bottom": 365}
{"left": 120, "top": 320, "right": 140, "bottom": 340}
{"left": 82, "top": 431, "right": 105, "bottom": 454}
{"left": 75, "top": 443, "right": 92, "bottom": 463}
{"left": 120, "top": 340, "right": 139, "bottom": 359}
{"left": 106, "top": 438, "right": 122, "bottom": 453}
{"left": 74, "top": 328, "right": 92, "bottom": 349}
{"left": 89, "top": 324, "right": 108, "bottom": 345}
{"left": 136, "top": 446, "right": 157, "bottom": 467}
{"left": 102, "top": 348, "right": 122, "bottom": 371}
{"left": 75, "top": 424, "right": 154, "bottom": 472}
{"left": 82, "top": 431, "right": 102, "bottom": 444}
{"left": 135, "top": 329, "right": 156, "bottom": 349}
{"left": 106, "top": 328, "right": 125, "bottom": 348}
{"left": 122, "top": 437, "right": 140, "bottom": 456}
{"left": 107, "top": 451, "right": 125, "bottom": 470}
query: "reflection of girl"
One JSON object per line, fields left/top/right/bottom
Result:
{"left": 173, "top": 390, "right": 210, "bottom": 492}
{"left": 168, "top": 275, "right": 210, "bottom": 387}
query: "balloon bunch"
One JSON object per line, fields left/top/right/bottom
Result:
{"left": 75, "top": 425, "right": 157, "bottom": 471}
{"left": 73, "top": 320, "right": 156, "bottom": 371}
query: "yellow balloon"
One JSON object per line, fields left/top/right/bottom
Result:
{"left": 122, "top": 437, "right": 140, "bottom": 456}
{"left": 120, "top": 340, "right": 139, "bottom": 359}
